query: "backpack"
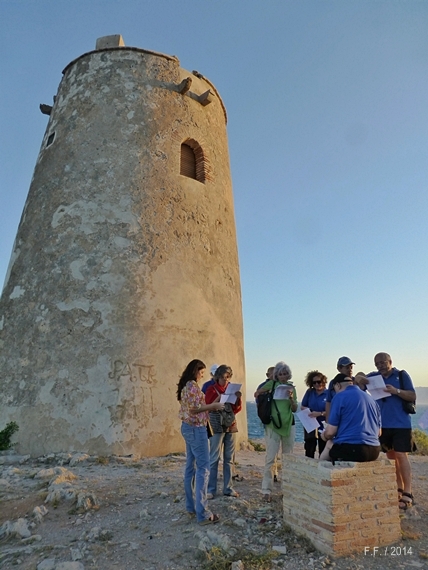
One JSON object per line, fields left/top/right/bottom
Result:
{"left": 219, "top": 403, "right": 236, "bottom": 430}
{"left": 213, "top": 387, "right": 236, "bottom": 430}
{"left": 257, "top": 382, "right": 282, "bottom": 429}
{"left": 398, "top": 370, "right": 416, "bottom": 414}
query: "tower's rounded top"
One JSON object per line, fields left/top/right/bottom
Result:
{"left": 61, "top": 35, "right": 227, "bottom": 123}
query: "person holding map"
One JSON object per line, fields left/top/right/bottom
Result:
{"left": 368, "top": 352, "right": 416, "bottom": 510}
{"left": 254, "top": 361, "right": 298, "bottom": 502}
{"left": 300, "top": 370, "right": 328, "bottom": 458}
{"left": 205, "top": 364, "right": 242, "bottom": 499}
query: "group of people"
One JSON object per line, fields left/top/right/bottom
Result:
{"left": 176, "top": 351, "right": 416, "bottom": 523}
{"left": 256, "top": 353, "right": 416, "bottom": 510}
{"left": 176, "top": 360, "right": 242, "bottom": 525}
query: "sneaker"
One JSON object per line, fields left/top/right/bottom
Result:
{"left": 206, "top": 493, "right": 214, "bottom": 500}
{"left": 224, "top": 490, "right": 239, "bottom": 497}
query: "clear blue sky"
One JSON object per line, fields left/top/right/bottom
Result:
{"left": 1, "top": 1, "right": 427, "bottom": 398}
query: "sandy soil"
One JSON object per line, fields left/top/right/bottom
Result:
{"left": 0, "top": 443, "right": 427, "bottom": 570}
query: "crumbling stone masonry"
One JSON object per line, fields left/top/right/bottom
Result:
{"left": 282, "top": 455, "right": 401, "bottom": 556}
{"left": 0, "top": 35, "right": 246, "bottom": 457}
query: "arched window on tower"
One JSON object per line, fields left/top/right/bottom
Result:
{"left": 180, "top": 143, "right": 196, "bottom": 180}
{"left": 180, "top": 139, "right": 208, "bottom": 183}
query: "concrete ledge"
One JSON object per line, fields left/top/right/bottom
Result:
{"left": 282, "top": 454, "right": 401, "bottom": 556}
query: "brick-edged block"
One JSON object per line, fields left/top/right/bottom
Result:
{"left": 282, "top": 454, "right": 401, "bottom": 556}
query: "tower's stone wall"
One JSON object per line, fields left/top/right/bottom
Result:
{"left": 0, "top": 37, "right": 246, "bottom": 457}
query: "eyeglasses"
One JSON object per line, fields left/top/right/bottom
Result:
{"left": 313, "top": 380, "right": 324, "bottom": 385}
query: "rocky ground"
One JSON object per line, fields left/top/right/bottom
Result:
{"left": 0, "top": 442, "right": 427, "bottom": 570}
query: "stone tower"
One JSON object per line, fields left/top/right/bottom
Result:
{"left": 0, "top": 35, "right": 246, "bottom": 457}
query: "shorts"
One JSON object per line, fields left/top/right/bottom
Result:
{"left": 379, "top": 428, "right": 414, "bottom": 453}
{"left": 329, "top": 443, "right": 381, "bottom": 462}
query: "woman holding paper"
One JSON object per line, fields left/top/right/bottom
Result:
{"left": 177, "top": 359, "right": 224, "bottom": 524}
{"left": 254, "top": 361, "right": 298, "bottom": 502}
{"left": 300, "top": 371, "right": 328, "bottom": 458}
{"left": 205, "top": 364, "right": 242, "bottom": 498}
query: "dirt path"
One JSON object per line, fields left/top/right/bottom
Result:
{"left": 1, "top": 443, "right": 427, "bottom": 569}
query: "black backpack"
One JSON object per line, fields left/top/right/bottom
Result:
{"left": 257, "top": 381, "right": 282, "bottom": 429}
{"left": 398, "top": 370, "right": 416, "bottom": 414}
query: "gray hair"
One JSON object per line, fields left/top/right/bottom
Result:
{"left": 273, "top": 361, "right": 292, "bottom": 381}
{"left": 214, "top": 364, "right": 233, "bottom": 379}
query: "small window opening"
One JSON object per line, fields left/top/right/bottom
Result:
{"left": 46, "top": 132, "right": 55, "bottom": 147}
{"left": 180, "top": 139, "right": 209, "bottom": 183}
{"left": 180, "top": 144, "right": 196, "bottom": 179}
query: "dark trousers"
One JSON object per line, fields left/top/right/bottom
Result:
{"left": 304, "top": 429, "right": 326, "bottom": 458}
{"left": 329, "top": 443, "right": 381, "bottom": 462}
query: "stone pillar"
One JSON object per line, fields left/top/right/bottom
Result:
{"left": 0, "top": 36, "right": 246, "bottom": 457}
{"left": 282, "top": 455, "right": 401, "bottom": 556}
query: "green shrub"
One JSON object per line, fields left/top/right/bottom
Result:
{"left": 198, "top": 546, "right": 275, "bottom": 569}
{"left": 412, "top": 428, "right": 428, "bottom": 455}
{"left": 248, "top": 439, "right": 266, "bottom": 452}
{"left": 0, "top": 421, "right": 19, "bottom": 450}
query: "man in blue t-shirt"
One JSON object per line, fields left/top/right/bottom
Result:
{"left": 368, "top": 352, "right": 416, "bottom": 510}
{"left": 319, "top": 373, "right": 381, "bottom": 462}
{"left": 325, "top": 356, "right": 370, "bottom": 422}
{"left": 325, "top": 356, "right": 355, "bottom": 422}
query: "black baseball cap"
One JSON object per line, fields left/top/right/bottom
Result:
{"left": 331, "top": 373, "right": 352, "bottom": 387}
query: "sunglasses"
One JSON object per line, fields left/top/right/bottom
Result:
{"left": 313, "top": 380, "right": 324, "bottom": 385}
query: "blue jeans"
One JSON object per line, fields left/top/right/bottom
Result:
{"left": 181, "top": 422, "right": 212, "bottom": 523}
{"left": 208, "top": 431, "right": 237, "bottom": 496}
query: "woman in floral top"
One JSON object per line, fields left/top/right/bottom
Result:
{"left": 177, "top": 359, "right": 224, "bottom": 525}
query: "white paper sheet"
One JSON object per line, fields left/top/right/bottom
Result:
{"left": 366, "top": 374, "right": 392, "bottom": 400}
{"left": 219, "top": 383, "right": 242, "bottom": 404}
{"left": 273, "top": 385, "right": 294, "bottom": 400}
{"left": 296, "top": 408, "right": 320, "bottom": 432}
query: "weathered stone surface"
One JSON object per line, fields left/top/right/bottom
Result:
{"left": 0, "top": 517, "right": 32, "bottom": 539}
{"left": 0, "top": 36, "right": 245, "bottom": 459}
{"left": 33, "top": 505, "right": 48, "bottom": 522}
{"left": 69, "top": 453, "right": 90, "bottom": 467}
{"left": 0, "top": 454, "right": 30, "bottom": 465}
{"left": 34, "top": 467, "right": 76, "bottom": 481}
{"left": 56, "top": 563, "right": 85, "bottom": 570}
{"left": 37, "top": 560, "right": 56, "bottom": 570}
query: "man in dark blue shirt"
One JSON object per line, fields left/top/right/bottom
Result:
{"left": 368, "top": 352, "right": 416, "bottom": 509}
{"left": 320, "top": 373, "right": 381, "bottom": 462}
